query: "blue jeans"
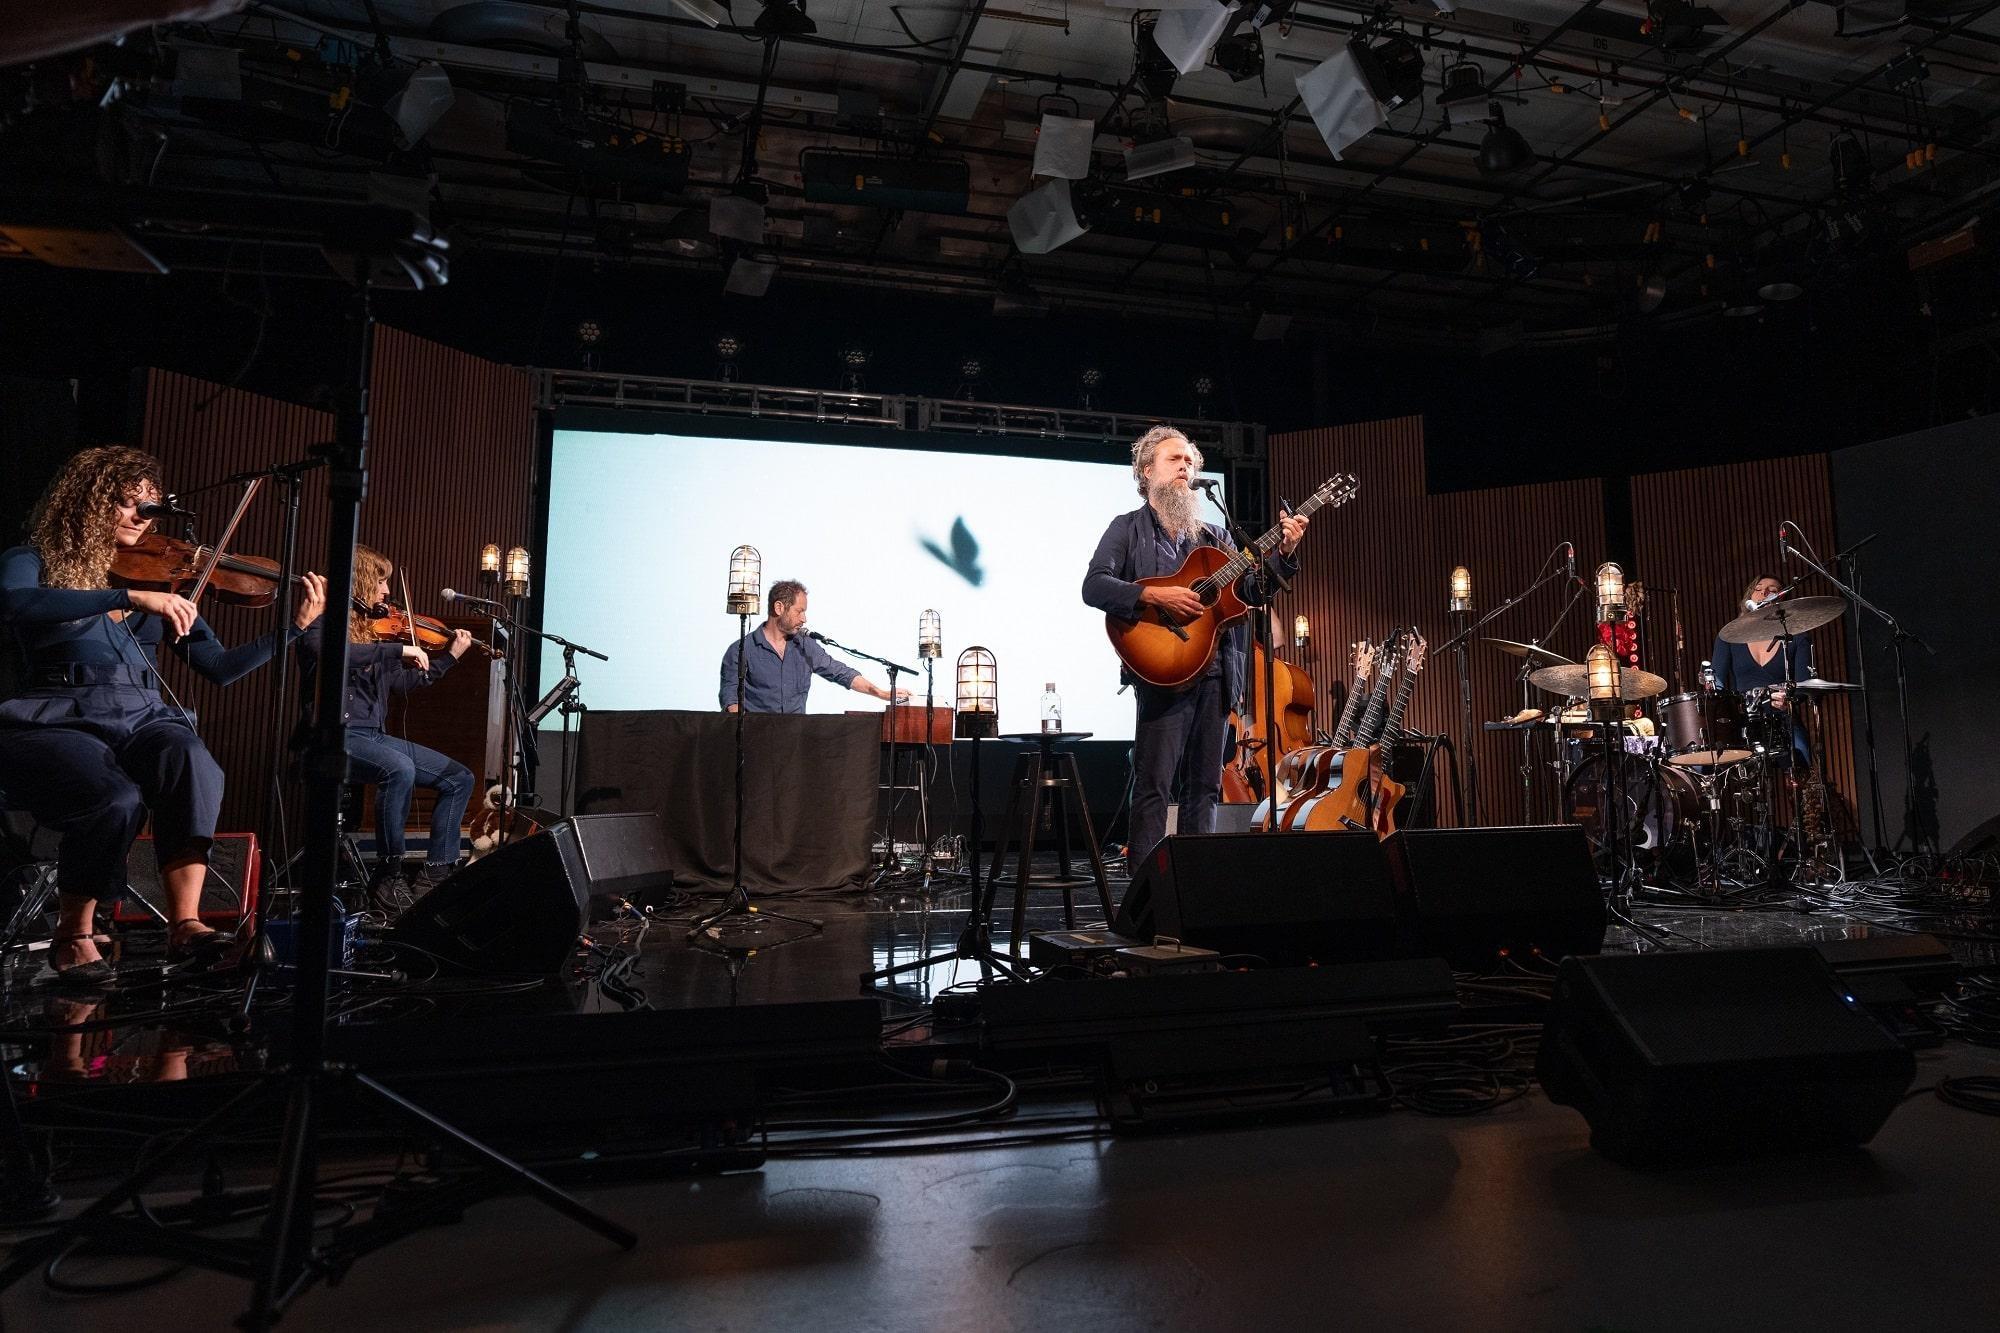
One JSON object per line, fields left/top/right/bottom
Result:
{"left": 344, "top": 728, "right": 473, "bottom": 866}
{"left": 1128, "top": 672, "right": 1229, "bottom": 867}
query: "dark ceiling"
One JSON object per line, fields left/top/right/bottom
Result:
{"left": 13, "top": 1, "right": 2000, "bottom": 347}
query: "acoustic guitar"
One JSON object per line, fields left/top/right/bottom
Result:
{"left": 1284, "top": 630, "right": 1407, "bottom": 833}
{"left": 1364, "top": 634, "right": 1427, "bottom": 838}
{"left": 1105, "top": 472, "right": 1359, "bottom": 690}
{"left": 1252, "top": 638, "right": 1373, "bottom": 829}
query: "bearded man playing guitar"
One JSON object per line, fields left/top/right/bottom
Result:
{"left": 1083, "top": 426, "right": 1308, "bottom": 865}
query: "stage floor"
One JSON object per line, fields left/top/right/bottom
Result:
{"left": 5, "top": 858, "right": 2000, "bottom": 1330}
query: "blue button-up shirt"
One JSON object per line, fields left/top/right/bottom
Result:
{"left": 719, "top": 626, "right": 859, "bottom": 713}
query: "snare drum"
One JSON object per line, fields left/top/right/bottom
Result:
{"left": 1659, "top": 690, "right": 1752, "bottom": 767}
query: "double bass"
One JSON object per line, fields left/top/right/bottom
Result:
{"left": 1222, "top": 638, "right": 1317, "bottom": 805}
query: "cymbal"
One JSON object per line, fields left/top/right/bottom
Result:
{"left": 1716, "top": 595, "right": 1848, "bottom": 644}
{"left": 1485, "top": 637, "right": 1575, "bottom": 666}
{"left": 1794, "top": 677, "right": 1864, "bottom": 693}
{"left": 1529, "top": 663, "right": 1669, "bottom": 701}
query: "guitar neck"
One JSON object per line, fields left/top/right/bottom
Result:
{"left": 1329, "top": 665, "right": 1371, "bottom": 747}
{"left": 1351, "top": 643, "right": 1404, "bottom": 747}
{"left": 1383, "top": 671, "right": 1421, "bottom": 745}
{"left": 1207, "top": 481, "right": 1344, "bottom": 587}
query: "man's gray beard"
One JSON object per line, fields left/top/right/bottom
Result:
{"left": 1149, "top": 481, "right": 1206, "bottom": 544}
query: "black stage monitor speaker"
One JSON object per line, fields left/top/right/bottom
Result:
{"left": 1537, "top": 946, "right": 1917, "bottom": 1168}
{"left": 389, "top": 813, "right": 671, "bottom": 974}
{"left": 1384, "top": 825, "right": 1605, "bottom": 969}
{"left": 1113, "top": 831, "right": 1400, "bottom": 965}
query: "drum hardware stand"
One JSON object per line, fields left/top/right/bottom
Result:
{"left": 688, "top": 614, "right": 822, "bottom": 940}
{"left": 1781, "top": 531, "right": 1934, "bottom": 859}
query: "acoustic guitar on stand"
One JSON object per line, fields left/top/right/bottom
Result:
{"left": 1106, "top": 472, "right": 1359, "bottom": 689}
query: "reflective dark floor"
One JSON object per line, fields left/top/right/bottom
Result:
{"left": 5, "top": 850, "right": 1995, "bottom": 1090}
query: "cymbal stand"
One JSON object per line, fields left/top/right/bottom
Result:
{"left": 1427, "top": 544, "right": 1584, "bottom": 824}
{"left": 1780, "top": 534, "right": 1936, "bottom": 857}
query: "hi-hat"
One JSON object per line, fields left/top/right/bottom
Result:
{"left": 1716, "top": 595, "right": 1848, "bottom": 644}
{"left": 1485, "top": 637, "right": 1575, "bottom": 666}
{"left": 1793, "top": 677, "right": 1864, "bottom": 693}
{"left": 1529, "top": 663, "right": 1668, "bottom": 701}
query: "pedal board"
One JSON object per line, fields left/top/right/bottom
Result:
{"left": 1027, "top": 928, "right": 1147, "bottom": 973}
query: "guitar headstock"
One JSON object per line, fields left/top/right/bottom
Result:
{"left": 1313, "top": 472, "right": 1361, "bottom": 510}
{"left": 1404, "top": 633, "right": 1428, "bottom": 674}
{"left": 1351, "top": 638, "right": 1375, "bottom": 679}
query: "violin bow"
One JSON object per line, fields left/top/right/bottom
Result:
{"left": 181, "top": 477, "right": 264, "bottom": 612}
{"left": 397, "top": 568, "right": 419, "bottom": 654}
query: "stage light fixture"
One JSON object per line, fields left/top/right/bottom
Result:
{"left": 1438, "top": 61, "right": 1485, "bottom": 108}
{"left": 1478, "top": 104, "right": 1534, "bottom": 175}
{"left": 575, "top": 319, "right": 602, "bottom": 347}
{"left": 1032, "top": 113, "right": 1095, "bottom": 180}
{"left": 1133, "top": 12, "right": 1184, "bottom": 100}
{"left": 1297, "top": 36, "right": 1422, "bottom": 160}
{"left": 1081, "top": 367, "right": 1103, "bottom": 388}
{"left": 955, "top": 647, "right": 999, "bottom": 738}
{"left": 1193, "top": 374, "right": 1216, "bottom": 398}
{"left": 1595, "top": 562, "right": 1625, "bottom": 623}
{"left": 668, "top": 0, "right": 728, "bottom": 27}
{"left": 1294, "top": 615, "right": 1310, "bottom": 649}
{"left": 1208, "top": 31, "right": 1265, "bottom": 84}
{"left": 919, "top": 609, "right": 942, "bottom": 659}
{"left": 843, "top": 347, "right": 871, "bottom": 370}
{"left": 753, "top": 0, "right": 817, "bottom": 37}
{"left": 1450, "top": 565, "right": 1472, "bottom": 613}
{"left": 504, "top": 547, "right": 532, "bottom": 599}
{"left": 382, "top": 61, "right": 456, "bottom": 149}
{"left": 727, "top": 545, "right": 762, "bottom": 616}
{"left": 664, "top": 208, "right": 719, "bottom": 259}
{"left": 479, "top": 544, "right": 502, "bottom": 585}
{"left": 1008, "top": 177, "right": 1093, "bottom": 255}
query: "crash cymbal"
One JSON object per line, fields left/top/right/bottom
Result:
{"left": 1484, "top": 637, "right": 1575, "bottom": 666}
{"left": 1528, "top": 663, "right": 1669, "bottom": 701}
{"left": 1716, "top": 595, "right": 1849, "bottom": 644}
{"left": 1793, "top": 677, "right": 1864, "bottom": 693}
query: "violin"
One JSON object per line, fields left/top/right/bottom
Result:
{"left": 110, "top": 532, "right": 311, "bottom": 608}
{"left": 352, "top": 599, "right": 498, "bottom": 658}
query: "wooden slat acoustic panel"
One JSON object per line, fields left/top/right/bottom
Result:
{"left": 1270, "top": 417, "right": 1606, "bottom": 827}
{"left": 1632, "top": 454, "right": 1856, "bottom": 818}
{"left": 137, "top": 326, "right": 536, "bottom": 839}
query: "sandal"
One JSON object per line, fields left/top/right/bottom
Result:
{"left": 43, "top": 934, "right": 116, "bottom": 990}
{"left": 166, "top": 918, "right": 234, "bottom": 965}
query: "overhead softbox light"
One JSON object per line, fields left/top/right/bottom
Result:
{"left": 1296, "top": 45, "right": 1385, "bottom": 160}
{"left": 1008, "top": 178, "right": 1091, "bottom": 255}
{"left": 1032, "top": 113, "right": 1096, "bottom": 180}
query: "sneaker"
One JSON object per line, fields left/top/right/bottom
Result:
{"left": 411, "top": 861, "right": 460, "bottom": 893}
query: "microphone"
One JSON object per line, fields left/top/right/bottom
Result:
{"left": 441, "top": 587, "right": 504, "bottom": 609}
{"left": 1561, "top": 541, "right": 1576, "bottom": 581}
{"left": 1778, "top": 521, "right": 1791, "bottom": 585}
{"left": 807, "top": 630, "right": 828, "bottom": 643}
{"left": 1191, "top": 477, "right": 1220, "bottom": 492}
{"left": 137, "top": 498, "right": 193, "bottom": 521}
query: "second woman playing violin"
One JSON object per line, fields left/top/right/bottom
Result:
{"left": 295, "top": 544, "right": 475, "bottom": 908}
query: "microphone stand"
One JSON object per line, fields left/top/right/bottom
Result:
{"left": 1203, "top": 485, "right": 1288, "bottom": 829}
{"left": 685, "top": 620, "right": 822, "bottom": 941}
{"left": 1780, "top": 534, "right": 1934, "bottom": 857}
{"left": 457, "top": 598, "right": 607, "bottom": 829}
{"left": 1429, "top": 546, "right": 1584, "bottom": 824}
{"left": 813, "top": 634, "right": 918, "bottom": 881}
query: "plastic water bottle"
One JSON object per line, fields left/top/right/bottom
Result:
{"left": 1040, "top": 681, "right": 1062, "bottom": 734}
{"left": 1699, "top": 660, "right": 1716, "bottom": 691}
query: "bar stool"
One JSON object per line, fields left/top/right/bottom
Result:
{"left": 987, "top": 731, "right": 1115, "bottom": 948}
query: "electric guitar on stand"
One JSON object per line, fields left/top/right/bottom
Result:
{"left": 1105, "top": 473, "right": 1359, "bottom": 690}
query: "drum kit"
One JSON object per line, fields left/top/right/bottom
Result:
{"left": 1488, "top": 595, "right": 1858, "bottom": 892}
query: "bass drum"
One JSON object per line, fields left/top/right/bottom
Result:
{"left": 1563, "top": 753, "right": 1704, "bottom": 879}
